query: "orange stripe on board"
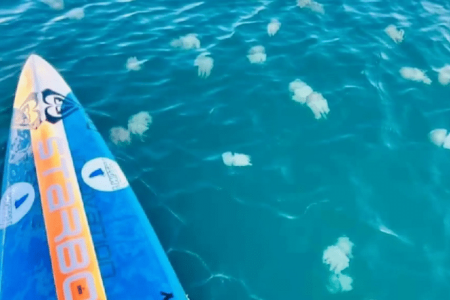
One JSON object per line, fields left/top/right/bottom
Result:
{"left": 31, "top": 121, "right": 107, "bottom": 300}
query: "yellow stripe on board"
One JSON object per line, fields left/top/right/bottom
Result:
{"left": 14, "top": 55, "right": 107, "bottom": 300}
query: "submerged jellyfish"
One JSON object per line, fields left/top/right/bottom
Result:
{"left": 289, "top": 79, "right": 307, "bottom": 92}
{"left": 194, "top": 53, "right": 214, "bottom": 78}
{"left": 323, "top": 236, "right": 354, "bottom": 293}
{"left": 292, "top": 85, "right": 313, "bottom": 104}
{"left": 429, "top": 128, "right": 450, "bottom": 149}
{"left": 327, "top": 273, "right": 353, "bottom": 294}
{"left": 309, "top": 1, "right": 325, "bottom": 14}
{"left": 297, "top": 0, "right": 312, "bottom": 8}
{"left": 42, "top": 0, "right": 64, "bottom": 10}
{"left": 297, "top": 0, "right": 325, "bottom": 14}
{"left": 222, "top": 152, "right": 252, "bottom": 167}
{"left": 247, "top": 45, "right": 266, "bottom": 64}
{"left": 110, "top": 127, "right": 131, "bottom": 145}
{"left": 67, "top": 7, "right": 85, "bottom": 20}
{"left": 170, "top": 34, "right": 200, "bottom": 50}
{"left": 126, "top": 57, "right": 143, "bottom": 71}
{"left": 438, "top": 65, "right": 450, "bottom": 85}
{"left": 385, "top": 25, "right": 404, "bottom": 43}
{"left": 306, "top": 92, "right": 330, "bottom": 119}
{"left": 400, "top": 67, "right": 431, "bottom": 84}
{"left": 128, "top": 111, "right": 152, "bottom": 136}
{"left": 267, "top": 19, "right": 281, "bottom": 36}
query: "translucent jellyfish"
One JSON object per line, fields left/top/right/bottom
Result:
{"left": 327, "top": 273, "right": 353, "bottom": 293}
{"left": 170, "top": 34, "right": 200, "bottom": 50}
{"left": 385, "top": 25, "right": 404, "bottom": 44}
{"left": 323, "top": 236, "right": 354, "bottom": 294}
{"left": 438, "top": 65, "right": 450, "bottom": 85}
{"left": 110, "top": 127, "right": 131, "bottom": 145}
{"left": 336, "top": 236, "right": 354, "bottom": 257}
{"left": 194, "top": 53, "right": 214, "bottom": 78}
{"left": 126, "top": 57, "right": 143, "bottom": 71}
{"left": 42, "top": 0, "right": 64, "bottom": 10}
{"left": 306, "top": 92, "right": 330, "bottom": 119}
{"left": 292, "top": 85, "right": 313, "bottom": 104}
{"left": 428, "top": 128, "right": 450, "bottom": 149}
{"left": 297, "top": 0, "right": 325, "bottom": 14}
{"left": 289, "top": 79, "right": 307, "bottom": 92}
{"left": 400, "top": 67, "right": 431, "bottom": 84}
{"left": 267, "top": 19, "right": 281, "bottom": 36}
{"left": 309, "top": 1, "right": 325, "bottom": 14}
{"left": 222, "top": 152, "right": 252, "bottom": 167}
{"left": 247, "top": 45, "right": 266, "bottom": 64}
{"left": 323, "top": 245, "right": 350, "bottom": 274}
{"left": 297, "top": 0, "right": 312, "bottom": 8}
{"left": 67, "top": 7, "right": 85, "bottom": 20}
{"left": 128, "top": 111, "right": 152, "bottom": 136}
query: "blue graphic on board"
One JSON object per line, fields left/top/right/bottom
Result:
{"left": 0, "top": 55, "right": 187, "bottom": 299}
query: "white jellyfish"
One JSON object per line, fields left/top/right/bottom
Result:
{"left": 297, "top": 0, "right": 325, "bottom": 14}
{"left": 438, "top": 65, "right": 450, "bottom": 85}
{"left": 110, "top": 127, "right": 131, "bottom": 145}
{"left": 323, "top": 245, "right": 350, "bottom": 274}
{"left": 247, "top": 45, "right": 266, "bottom": 64}
{"left": 428, "top": 129, "right": 450, "bottom": 149}
{"left": 327, "top": 273, "right": 353, "bottom": 293}
{"left": 194, "top": 53, "right": 214, "bottom": 78}
{"left": 289, "top": 79, "right": 307, "bottom": 92}
{"left": 170, "top": 34, "right": 200, "bottom": 50}
{"left": 128, "top": 111, "right": 152, "bottom": 136}
{"left": 297, "top": 0, "right": 312, "bottom": 8}
{"left": 306, "top": 92, "right": 330, "bottom": 119}
{"left": 309, "top": 1, "right": 325, "bottom": 14}
{"left": 126, "top": 57, "right": 143, "bottom": 71}
{"left": 67, "top": 7, "right": 85, "bottom": 20}
{"left": 323, "top": 236, "right": 354, "bottom": 294}
{"left": 400, "top": 67, "right": 431, "bottom": 84}
{"left": 267, "top": 19, "right": 281, "bottom": 36}
{"left": 222, "top": 152, "right": 252, "bottom": 167}
{"left": 292, "top": 85, "right": 313, "bottom": 104}
{"left": 42, "top": 0, "right": 64, "bottom": 10}
{"left": 385, "top": 25, "right": 404, "bottom": 44}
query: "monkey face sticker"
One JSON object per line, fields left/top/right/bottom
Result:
{"left": 14, "top": 90, "right": 79, "bottom": 129}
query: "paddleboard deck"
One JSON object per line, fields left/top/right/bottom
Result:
{"left": 0, "top": 54, "right": 187, "bottom": 300}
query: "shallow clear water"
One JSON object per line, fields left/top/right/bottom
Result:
{"left": 2, "top": 0, "right": 450, "bottom": 299}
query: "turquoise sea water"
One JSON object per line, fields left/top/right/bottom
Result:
{"left": 2, "top": 0, "right": 450, "bottom": 299}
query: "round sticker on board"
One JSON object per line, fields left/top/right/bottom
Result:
{"left": 81, "top": 157, "right": 129, "bottom": 192}
{"left": 0, "top": 182, "right": 35, "bottom": 228}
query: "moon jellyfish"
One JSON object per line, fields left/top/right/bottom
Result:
{"left": 306, "top": 92, "right": 330, "bottom": 119}
{"left": 429, "top": 129, "right": 450, "bottom": 149}
{"left": 267, "top": 19, "right": 281, "bottom": 36}
{"left": 327, "top": 273, "right": 353, "bottom": 293}
{"left": 42, "top": 0, "right": 64, "bottom": 10}
{"left": 297, "top": 0, "right": 312, "bottom": 8}
{"left": 110, "top": 127, "right": 131, "bottom": 146}
{"left": 323, "top": 236, "right": 354, "bottom": 293}
{"left": 194, "top": 53, "right": 214, "bottom": 78}
{"left": 292, "top": 85, "right": 313, "bottom": 104}
{"left": 297, "top": 0, "right": 325, "bottom": 14}
{"left": 400, "top": 67, "right": 431, "bottom": 84}
{"left": 247, "top": 45, "right": 266, "bottom": 64}
{"left": 67, "top": 7, "right": 85, "bottom": 20}
{"left": 438, "top": 65, "right": 450, "bottom": 85}
{"left": 385, "top": 25, "right": 404, "bottom": 44}
{"left": 170, "top": 34, "right": 200, "bottom": 50}
{"left": 289, "top": 79, "right": 307, "bottom": 92}
{"left": 126, "top": 57, "right": 143, "bottom": 71}
{"left": 128, "top": 111, "right": 152, "bottom": 136}
{"left": 222, "top": 152, "right": 252, "bottom": 167}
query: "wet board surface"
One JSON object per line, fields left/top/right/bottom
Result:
{"left": 0, "top": 54, "right": 187, "bottom": 300}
